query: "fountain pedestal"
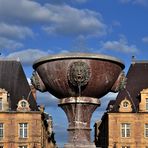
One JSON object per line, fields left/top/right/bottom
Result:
{"left": 59, "top": 97, "right": 100, "bottom": 148}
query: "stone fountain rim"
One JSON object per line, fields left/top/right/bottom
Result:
{"left": 33, "top": 53, "right": 125, "bottom": 69}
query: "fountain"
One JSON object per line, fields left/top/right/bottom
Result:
{"left": 31, "top": 53, "right": 125, "bottom": 148}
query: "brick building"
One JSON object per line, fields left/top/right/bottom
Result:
{"left": 94, "top": 60, "right": 148, "bottom": 148}
{"left": 0, "top": 60, "right": 56, "bottom": 148}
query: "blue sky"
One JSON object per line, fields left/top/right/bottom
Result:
{"left": 0, "top": 0, "right": 148, "bottom": 146}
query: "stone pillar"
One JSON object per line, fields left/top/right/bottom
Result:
{"left": 58, "top": 97, "right": 100, "bottom": 148}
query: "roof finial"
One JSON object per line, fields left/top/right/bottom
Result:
{"left": 17, "top": 57, "right": 20, "bottom": 61}
{"left": 131, "top": 55, "right": 136, "bottom": 64}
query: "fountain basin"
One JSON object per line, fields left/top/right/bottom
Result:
{"left": 32, "top": 53, "right": 125, "bottom": 99}
{"left": 31, "top": 53, "right": 125, "bottom": 148}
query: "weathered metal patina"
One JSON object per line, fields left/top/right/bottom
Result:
{"left": 31, "top": 71, "right": 47, "bottom": 92}
{"left": 32, "top": 53, "right": 125, "bottom": 148}
{"left": 32, "top": 53, "right": 125, "bottom": 98}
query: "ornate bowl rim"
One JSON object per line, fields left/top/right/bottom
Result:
{"left": 33, "top": 53, "right": 125, "bottom": 69}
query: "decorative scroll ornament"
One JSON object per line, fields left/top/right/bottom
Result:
{"left": 31, "top": 71, "right": 46, "bottom": 92}
{"left": 67, "top": 61, "right": 90, "bottom": 87}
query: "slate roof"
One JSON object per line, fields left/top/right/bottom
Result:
{"left": 111, "top": 61, "right": 148, "bottom": 112}
{"left": 0, "top": 60, "right": 38, "bottom": 111}
{"left": 106, "top": 100, "right": 116, "bottom": 111}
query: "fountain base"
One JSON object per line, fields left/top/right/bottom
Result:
{"left": 58, "top": 97, "right": 100, "bottom": 148}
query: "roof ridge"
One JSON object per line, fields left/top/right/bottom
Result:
{"left": 0, "top": 58, "right": 20, "bottom": 62}
{"left": 131, "top": 56, "right": 148, "bottom": 64}
{"left": 132, "top": 60, "right": 148, "bottom": 64}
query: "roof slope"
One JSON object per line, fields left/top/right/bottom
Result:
{"left": 0, "top": 60, "right": 38, "bottom": 111}
{"left": 112, "top": 61, "right": 148, "bottom": 112}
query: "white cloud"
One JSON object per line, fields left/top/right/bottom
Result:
{"left": 120, "top": 0, "right": 132, "bottom": 3}
{"left": 120, "top": 0, "right": 148, "bottom": 6}
{"left": 0, "top": 23, "right": 34, "bottom": 40}
{"left": 142, "top": 36, "right": 148, "bottom": 43}
{"left": 75, "top": 0, "right": 88, "bottom": 3}
{"left": 0, "top": 0, "right": 106, "bottom": 37}
{"left": 0, "top": 0, "right": 51, "bottom": 23}
{"left": 27, "top": 78, "right": 31, "bottom": 85}
{"left": 36, "top": 91, "right": 58, "bottom": 108}
{"left": 6, "top": 49, "right": 48, "bottom": 65}
{"left": 42, "top": 4, "right": 106, "bottom": 37}
{"left": 101, "top": 36, "right": 139, "bottom": 53}
{"left": 112, "top": 20, "right": 121, "bottom": 27}
{"left": 0, "top": 37, "right": 23, "bottom": 50}
{"left": 133, "top": 0, "right": 148, "bottom": 5}
{"left": 92, "top": 92, "right": 118, "bottom": 122}
{"left": 96, "top": 92, "right": 118, "bottom": 110}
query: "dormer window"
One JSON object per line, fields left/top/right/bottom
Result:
{"left": 0, "top": 88, "right": 9, "bottom": 111}
{"left": 139, "top": 88, "right": 148, "bottom": 112}
{"left": 119, "top": 98, "right": 132, "bottom": 112}
{"left": 17, "top": 99, "right": 30, "bottom": 112}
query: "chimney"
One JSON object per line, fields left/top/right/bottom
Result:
{"left": 131, "top": 55, "right": 136, "bottom": 64}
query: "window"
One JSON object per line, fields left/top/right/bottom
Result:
{"left": 0, "top": 123, "right": 4, "bottom": 138}
{"left": 121, "top": 146, "right": 130, "bottom": 148}
{"left": 0, "top": 98, "right": 2, "bottom": 111}
{"left": 20, "top": 101, "right": 27, "bottom": 108}
{"left": 19, "top": 123, "right": 28, "bottom": 138}
{"left": 123, "top": 101, "right": 129, "bottom": 108}
{"left": 146, "top": 98, "right": 148, "bottom": 111}
{"left": 121, "top": 123, "right": 131, "bottom": 137}
{"left": 18, "top": 146, "right": 27, "bottom": 148}
{"left": 145, "top": 124, "right": 148, "bottom": 137}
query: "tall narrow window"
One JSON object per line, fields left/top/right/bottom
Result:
{"left": 145, "top": 124, "right": 148, "bottom": 137}
{"left": 121, "top": 123, "right": 131, "bottom": 137}
{"left": 146, "top": 98, "right": 148, "bottom": 111}
{"left": 0, "top": 123, "right": 4, "bottom": 139}
{"left": 0, "top": 98, "right": 2, "bottom": 111}
{"left": 19, "top": 123, "right": 28, "bottom": 138}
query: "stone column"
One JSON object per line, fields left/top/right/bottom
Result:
{"left": 58, "top": 97, "right": 100, "bottom": 148}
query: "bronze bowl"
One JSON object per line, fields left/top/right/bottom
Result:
{"left": 32, "top": 53, "right": 125, "bottom": 99}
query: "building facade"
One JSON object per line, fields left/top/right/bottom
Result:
{"left": 94, "top": 61, "right": 148, "bottom": 148}
{"left": 0, "top": 60, "right": 56, "bottom": 148}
